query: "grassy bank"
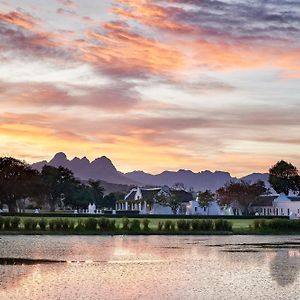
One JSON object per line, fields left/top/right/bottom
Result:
{"left": 0, "top": 216, "right": 300, "bottom": 235}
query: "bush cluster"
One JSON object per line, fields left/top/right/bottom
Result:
{"left": 156, "top": 219, "right": 232, "bottom": 232}
{"left": 0, "top": 216, "right": 235, "bottom": 233}
{"left": 254, "top": 219, "right": 300, "bottom": 231}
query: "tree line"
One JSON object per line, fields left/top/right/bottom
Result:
{"left": 0, "top": 156, "right": 299, "bottom": 214}
{"left": 0, "top": 157, "right": 123, "bottom": 213}
{"left": 198, "top": 160, "right": 300, "bottom": 215}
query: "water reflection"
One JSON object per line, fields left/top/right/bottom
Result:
{"left": 0, "top": 236, "right": 299, "bottom": 300}
{"left": 270, "top": 249, "right": 300, "bottom": 286}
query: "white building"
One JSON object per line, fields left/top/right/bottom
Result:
{"left": 116, "top": 186, "right": 194, "bottom": 215}
{"left": 251, "top": 193, "right": 300, "bottom": 217}
{"left": 186, "top": 199, "right": 229, "bottom": 216}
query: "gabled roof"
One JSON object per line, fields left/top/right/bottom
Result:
{"left": 171, "top": 190, "right": 194, "bottom": 203}
{"left": 251, "top": 195, "right": 300, "bottom": 207}
{"left": 140, "top": 188, "right": 161, "bottom": 201}
{"left": 125, "top": 189, "right": 137, "bottom": 201}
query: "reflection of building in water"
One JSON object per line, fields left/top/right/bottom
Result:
{"left": 270, "top": 249, "right": 300, "bottom": 287}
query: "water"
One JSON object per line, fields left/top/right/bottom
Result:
{"left": 0, "top": 235, "right": 300, "bottom": 300}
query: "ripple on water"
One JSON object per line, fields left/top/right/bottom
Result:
{"left": 0, "top": 235, "right": 299, "bottom": 300}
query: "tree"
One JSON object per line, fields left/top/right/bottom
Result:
{"left": 67, "top": 183, "right": 93, "bottom": 209}
{"left": 88, "top": 180, "right": 105, "bottom": 207}
{"left": 155, "top": 190, "right": 182, "bottom": 215}
{"left": 216, "top": 180, "right": 268, "bottom": 215}
{"left": 0, "top": 157, "right": 40, "bottom": 212}
{"left": 41, "top": 165, "right": 79, "bottom": 211}
{"left": 102, "top": 192, "right": 125, "bottom": 210}
{"left": 269, "top": 160, "right": 299, "bottom": 195}
{"left": 197, "top": 190, "right": 215, "bottom": 214}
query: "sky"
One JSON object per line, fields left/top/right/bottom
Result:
{"left": 0, "top": 0, "right": 300, "bottom": 176}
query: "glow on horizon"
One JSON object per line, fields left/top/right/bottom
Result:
{"left": 0, "top": 0, "right": 300, "bottom": 176}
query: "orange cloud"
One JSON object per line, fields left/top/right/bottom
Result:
{"left": 83, "top": 21, "right": 184, "bottom": 76}
{"left": 0, "top": 11, "right": 36, "bottom": 29}
{"left": 112, "top": 0, "right": 195, "bottom": 33}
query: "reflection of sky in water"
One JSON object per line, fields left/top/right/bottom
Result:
{"left": 0, "top": 236, "right": 299, "bottom": 300}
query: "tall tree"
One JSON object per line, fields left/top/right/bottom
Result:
{"left": 197, "top": 190, "right": 215, "bottom": 214}
{"left": 269, "top": 160, "right": 299, "bottom": 195}
{"left": 88, "top": 180, "right": 105, "bottom": 207}
{"left": 155, "top": 190, "right": 182, "bottom": 215}
{"left": 41, "top": 165, "right": 79, "bottom": 211}
{"left": 0, "top": 157, "right": 40, "bottom": 212}
{"left": 217, "top": 180, "right": 267, "bottom": 215}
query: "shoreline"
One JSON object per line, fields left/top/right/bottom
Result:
{"left": 1, "top": 230, "right": 300, "bottom": 236}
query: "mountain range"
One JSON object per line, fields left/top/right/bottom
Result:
{"left": 32, "top": 152, "right": 270, "bottom": 191}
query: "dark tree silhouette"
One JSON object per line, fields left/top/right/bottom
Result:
{"left": 0, "top": 157, "right": 40, "bottom": 212}
{"left": 88, "top": 179, "right": 105, "bottom": 207}
{"left": 269, "top": 160, "right": 299, "bottom": 195}
{"left": 197, "top": 190, "right": 215, "bottom": 214}
{"left": 217, "top": 180, "right": 268, "bottom": 215}
{"left": 41, "top": 165, "right": 79, "bottom": 211}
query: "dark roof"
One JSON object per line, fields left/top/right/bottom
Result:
{"left": 171, "top": 190, "right": 194, "bottom": 203}
{"left": 252, "top": 195, "right": 300, "bottom": 207}
{"left": 141, "top": 189, "right": 160, "bottom": 201}
{"left": 289, "top": 196, "right": 300, "bottom": 202}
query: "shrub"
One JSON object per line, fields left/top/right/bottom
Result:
{"left": 164, "top": 220, "right": 174, "bottom": 231}
{"left": 54, "top": 219, "right": 63, "bottom": 230}
{"left": 38, "top": 219, "right": 47, "bottom": 230}
{"left": 98, "top": 218, "right": 110, "bottom": 230}
{"left": 23, "top": 218, "right": 34, "bottom": 230}
{"left": 68, "top": 219, "right": 75, "bottom": 230}
{"left": 177, "top": 220, "right": 190, "bottom": 231}
{"left": 254, "top": 219, "right": 268, "bottom": 230}
{"left": 109, "top": 219, "right": 116, "bottom": 230}
{"left": 61, "top": 219, "right": 70, "bottom": 231}
{"left": 11, "top": 217, "right": 20, "bottom": 230}
{"left": 130, "top": 219, "right": 141, "bottom": 231}
{"left": 199, "top": 220, "right": 214, "bottom": 231}
{"left": 49, "top": 219, "right": 56, "bottom": 231}
{"left": 191, "top": 219, "right": 200, "bottom": 230}
{"left": 158, "top": 221, "right": 163, "bottom": 231}
{"left": 85, "top": 218, "right": 98, "bottom": 231}
{"left": 214, "top": 219, "right": 232, "bottom": 231}
{"left": 31, "top": 219, "right": 38, "bottom": 230}
{"left": 122, "top": 218, "right": 130, "bottom": 230}
{"left": 142, "top": 219, "right": 150, "bottom": 230}
{"left": 4, "top": 217, "right": 11, "bottom": 230}
{"left": 76, "top": 219, "right": 85, "bottom": 231}
{"left": 0, "top": 216, "right": 4, "bottom": 230}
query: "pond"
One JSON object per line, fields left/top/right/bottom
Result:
{"left": 0, "top": 235, "right": 300, "bottom": 299}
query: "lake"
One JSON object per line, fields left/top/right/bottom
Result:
{"left": 0, "top": 235, "right": 300, "bottom": 300}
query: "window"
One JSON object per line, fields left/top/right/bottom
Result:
{"left": 195, "top": 207, "right": 198, "bottom": 212}
{"left": 287, "top": 208, "right": 290, "bottom": 216}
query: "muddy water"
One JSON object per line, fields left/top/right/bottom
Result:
{"left": 0, "top": 235, "right": 300, "bottom": 300}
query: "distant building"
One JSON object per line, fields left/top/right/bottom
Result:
{"left": 115, "top": 186, "right": 194, "bottom": 215}
{"left": 251, "top": 193, "right": 300, "bottom": 217}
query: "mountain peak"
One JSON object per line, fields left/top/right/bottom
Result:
{"left": 49, "top": 152, "right": 68, "bottom": 167}
{"left": 91, "top": 156, "right": 117, "bottom": 171}
{"left": 53, "top": 152, "right": 67, "bottom": 160}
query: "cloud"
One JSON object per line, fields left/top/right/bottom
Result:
{"left": 0, "top": 10, "right": 75, "bottom": 62}
{"left": 0, "top": 80, "right": 141, "bottom": 112}
{"left": 83, "top": 20, "right": 185, "bottom": 78}
{"left": 0, "top": 10, "right": 37, "bottom": 29}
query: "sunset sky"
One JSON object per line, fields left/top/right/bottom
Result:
{"left": 0, "top": 0, "right": 300, "bottom": 176}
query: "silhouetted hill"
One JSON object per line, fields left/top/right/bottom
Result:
{"left": 32, "top": 152, "right": 138, "bottom": 185}
{"left": 125, "top": 169, "right": 236, "bottom": 191}
{"left": 32, "top": 152, "right": 270, "bottom": 191}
